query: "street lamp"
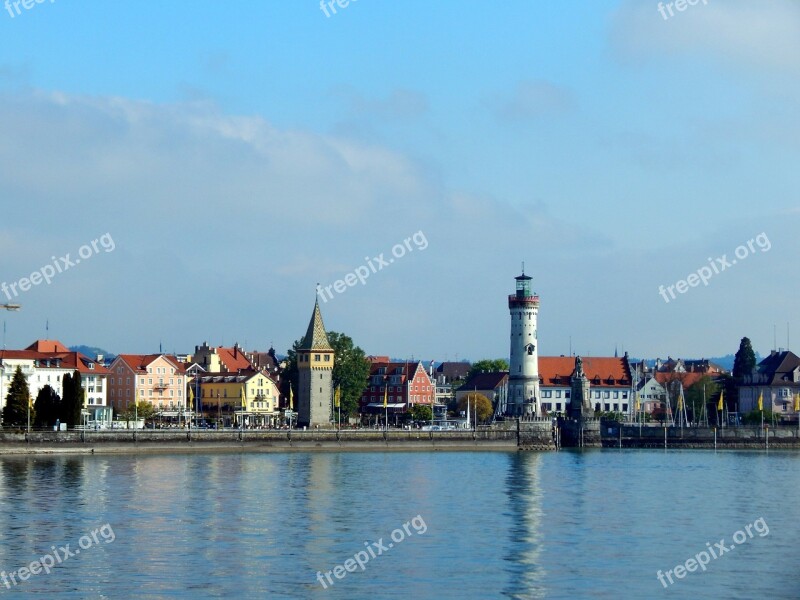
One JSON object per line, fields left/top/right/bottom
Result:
{"left": 0, "top": 304, "right": 21, "bottom": 311}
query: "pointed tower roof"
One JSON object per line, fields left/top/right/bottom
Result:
{"left": 298, "top": 299, "right": 332, "bottom": 351}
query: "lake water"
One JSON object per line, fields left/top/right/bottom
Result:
{"left": 0, "top": 449, "right": 797, "bottom": 599}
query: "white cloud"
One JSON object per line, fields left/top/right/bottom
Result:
{"left": 491, "top": 80, "right": 575, "bottom": 121}
{"left": 611, "top": 0, "right": 800, "bottom": 73}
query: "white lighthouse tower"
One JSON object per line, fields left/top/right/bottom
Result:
{"left": 508, "top": 269, "right": 540, "bottom": 417}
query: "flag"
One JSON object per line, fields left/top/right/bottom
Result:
{"left": 757, "top": 391, "right": 763, "bottom": 411}
{"left": 677, "top": 393, "right": 683, "bottom": 411}
{"left": 635, "top": 392, "right": 640, "bottom": 412}
{"left": 383, "top": 383, "right": 388, "bottom": 408}
{"left": 241, "top": 384, "right": 247, "bottom": 410}
{"left": 717, "top": 390, "right": 723, "bottom": 412}
{"left": 289, "top": 386, "right": 294, "bottom": 410}
{"left": 794, "top": 393, "right": 799, "bottom": 413}
{"left": 334, "top": 385, "right": 341, "bottom": 408}
{"left": 189, "top": 386, "right": 194, "bottom": 402}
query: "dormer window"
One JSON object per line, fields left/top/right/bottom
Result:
{"left": 88, "top": 363, "right": 94, "bottom": 370}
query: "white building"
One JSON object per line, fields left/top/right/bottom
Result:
{"left": 0, "top": 340, "right": 111, "bottom": 425}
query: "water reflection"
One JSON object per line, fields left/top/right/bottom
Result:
{"left": 503, "top": 453, "right": 545, "bottom": 599}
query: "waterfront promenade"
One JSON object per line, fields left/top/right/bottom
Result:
{"left": 0, "top": 421, "right": 798, "bottom": 454}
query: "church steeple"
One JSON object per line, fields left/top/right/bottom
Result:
{"left": 299, "top": 299, "right": 332, "bottom": 351}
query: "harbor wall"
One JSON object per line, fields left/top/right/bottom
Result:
{"left": 601, "top": 424, "right": 800, "bottom": 449}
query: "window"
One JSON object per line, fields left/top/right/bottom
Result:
{"left": 315, "top": 354, "right": 321, "bottom": 362}
{"left": 324, "top": 355, "right": 330, "bottom": 362}
{"left": 604, "top": 403, "right": 610, "bottom": 411}
{"left": 613, "top": 391, "right": 619, "bottom": 399}
{"left": 622, "top": 404, "right": 628, "bottom": 412}
{"left": 556, "top": 390, "right": 562, "bottom": 398}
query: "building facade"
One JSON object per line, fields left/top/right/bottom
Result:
{"left": 197, "top": 370, "right": 280, "bottom": 427}
{"left": 108, "top": 354, "right": 187, "bottom": 416}
{"left": 539, "top": 356, "right": 633, "bottom": 416}
{"left": 360, "top": 360, "right": 436, "bottom": 414}
{"left": 739, "top": 350, "right": 800, "bottom": 419}
{"left": 0, "top": 340, "right": 111, "bottom": 425}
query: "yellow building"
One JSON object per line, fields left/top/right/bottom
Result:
{"left": 197, "top": 370, "right": 279, "bottom": 427}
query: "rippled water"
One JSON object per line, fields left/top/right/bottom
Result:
{"left": 0, "top": 450, "right": 797, "bottom": 599}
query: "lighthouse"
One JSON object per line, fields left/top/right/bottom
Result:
{"left": 508, "top": 270, "right": 540, "bottom": 417}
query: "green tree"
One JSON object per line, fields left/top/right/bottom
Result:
{"left": 33, "top": 385, "right": 61, "bottom": 428}
{"left": 457, "top": 392, "right": 493, "bottom": 424}
{"left": 467, "top": 359, "right": 509, "bottom": 380}
{"left": 732, "top": 337, "right": 757, "bottom": 379}
{"left": 743, "top": 409, "right": 777, "bottom": 426}
{"left": 60, "top": 371, "right": 84, "bottom": 428}
{"left": 2, "top": 366, "right": 31, "bottom": 428}
{"left": 328, "top": 332, "right": 371, "bottom": 419}
{"left": 684, "top": 375, "right": 719, "bottom": 423}
{"left": 283, "top": 339, "right": 302, "bottom": 403}
{"left": 410, "top": 404, "right": 432, "bottom": 422}
{"left": 120, "top": 401, "right": 157, "bottom": 423}
{"left": 732, "top": 337, "right": 757, "bottom": 415}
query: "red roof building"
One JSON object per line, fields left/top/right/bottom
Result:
{"left": 538, "top": 356, "right": 633, "bottom": 415}
{"left": 0, "top": 340, "right": 111, "bottom": 424}
{"left": 108, "top": 354, "right": 187, "bottom": 415}
{"left": 360, "top": 360, "right": 435, "bottom": 413}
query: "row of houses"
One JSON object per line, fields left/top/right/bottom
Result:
{"left": 0, "top": 340, "right": 284, "bottom": 427}
{"left": 3, "top": 337, "right": 799, "bottom": 426}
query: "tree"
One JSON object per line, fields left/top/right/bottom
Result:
{"left": 457, "top": 393, "right": 493, "bottom": 424}
{"left": 285, "top": 331, "right": 371, "bottom": 419}
{"left": 467, "top": 359, "right": 509, "bottom": 380}
{"left": 120, "top": 401, "right": 157, "bottom": 424}
{"left": 60, "top": 371, "right": 84, "bottom": 428}
{"left": 732, "top": 337, "right": 757, "bottom": 414}
{"left": 33, "top": 385, "right": 61, "bottom": 428}
{"left": 684, "top": 375, "right": 719, "bottom": 423}
{"left": 732, "top": 337, "right": 757, "bottom": 379}
{"left": 328, "top": 332, "right": 371, "bottom": 420}
{"left": 410, "top": 404, "right": 432, "bottom": 422}
{"left": 2, "top": 366, "right": 31, "bottom": 428}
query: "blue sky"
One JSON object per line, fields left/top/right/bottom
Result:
{"left": 0, "top": 0, "right": 798, "bottom": 362}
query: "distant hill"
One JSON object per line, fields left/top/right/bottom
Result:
{"left": 630, "top": 354, "right": 763, "bottom": 372}
{"left": 69, "top": 345, "right": 116, "bottom": 362}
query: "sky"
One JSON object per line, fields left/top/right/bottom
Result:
{"left": 0, "top": 0, "right": 798, "bottom": 362}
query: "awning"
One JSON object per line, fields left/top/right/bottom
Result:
{"left": 366, "top": 403, "right": 406, "bottom": 408}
